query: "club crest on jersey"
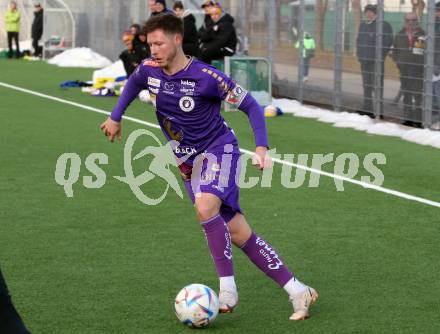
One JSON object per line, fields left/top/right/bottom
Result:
{"left": 226, "top": 84, "right": 247, "bottom": 107}
{"left": 148, "top": 77, "right": 161, "bottom": 88}
{"left": 179, "top": 96, "right": 195, "bottom": 112}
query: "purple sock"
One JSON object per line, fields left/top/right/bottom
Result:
{"left": 240, "top": 232, "right": 294, "bottom": 287}
{"left": 201, "top": 214, "right": 234, "bottom": 277}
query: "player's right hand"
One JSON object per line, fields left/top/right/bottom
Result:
{"left": 100, "top": 117, "right": 122, "bottom": 142}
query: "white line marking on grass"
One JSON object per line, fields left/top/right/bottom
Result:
{"left": 1, "top": 81, "right": 439, "bottom": 209}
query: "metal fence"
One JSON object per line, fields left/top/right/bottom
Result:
{"left": 221, "top": 0, "right": 440, "bottom": 128}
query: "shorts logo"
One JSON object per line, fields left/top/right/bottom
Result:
{"left": 148, "top": 77, "right": 161, "bottom": 87}
{"left": 179, "top": 96, "right": 195, "bottom": 112}
{"left": 211, "top": 163, "right": 221, "bottom": 172}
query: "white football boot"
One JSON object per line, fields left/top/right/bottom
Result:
{"left": 289, "top": 286, "right": 318, "bottom": 320}
{"left": 219, "top": 289, "right": 238, "bottom": 313}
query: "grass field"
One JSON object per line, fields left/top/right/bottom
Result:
{"left": 0, "top": 59, "right": 439, "bottom": 334}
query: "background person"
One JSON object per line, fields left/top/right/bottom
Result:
{"left": 199, "top": 5, "right": 237, "bottom": 64}
{"left": 119, "top": 32, "right": 142, "bottom": 77}
{"left": 198, "top": 0, "right": 216, "bottom": 39}
{"left": 31, "top": 3, "right": 43, "bottom": 58}
{"left": 135, "top": 28, "right": 151, "bottom": 60}
{"left": 5, "top": 1, "right": 21, "bottom": 58}
{"left": 295, "top": 32, "right": 316, "bottom": 82}
{"left": 356, "top": 4, "right": 393, "bottom": 116}
{"left": 393, "top": 12, "right": 425, "bottom": 128}
{"left": 173, "top": 1, "right": 199, "bottom": 57}
{"left": 150, "top": 0, "right": 172, "bottom": 16}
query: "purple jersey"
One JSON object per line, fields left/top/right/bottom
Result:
{"left": 111, "top": 57, "right": 268, "bottom": 163}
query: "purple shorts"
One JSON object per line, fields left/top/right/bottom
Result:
{"left": 181, "top": 152, "right": 242, "bottom": 223}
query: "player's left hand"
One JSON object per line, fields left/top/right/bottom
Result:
{"left": 252, "top": 146, "right": 273, "bottom": 170}
{"left": 100, "top": 117, "right": 122, "bottom": 142}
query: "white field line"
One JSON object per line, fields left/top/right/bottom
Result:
{"left": 1, "top": 81, "right": 439, "bottom": 209}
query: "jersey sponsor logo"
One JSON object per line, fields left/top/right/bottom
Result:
{"left": 181, "top": 80, "right": 196, "bottom": 87}
{"left": 163, "top": 82, "right": 175, "bottom": 95}
{"left": 164, "top": 82, "right": 174, "bottom": 91}
{"left": 148, "top": 77, "right": 161, "bottom": 88}
{"left": 148, "top": 87, "right": 159, "bottom": 94}
{"left": 225, "top": 84, "right": 247, "bottom": 107}
{"left": 179, "top": 96, "right": 195, "bottom": 112}
{"left": 180, "top": 87, "right": 195, "bottom": 95}
{"left": 174, "top": 146, "right": 197, "bottom": 155}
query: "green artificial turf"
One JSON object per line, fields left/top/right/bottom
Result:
{"left": 0, "top": 59, "right": 439, "bottom": 334}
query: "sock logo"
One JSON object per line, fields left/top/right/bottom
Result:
{"left": 256, "top": 237, "right": 284, "bottom": 270}
{"left": 224, "top": 231, "right": 232, "bottom": 260}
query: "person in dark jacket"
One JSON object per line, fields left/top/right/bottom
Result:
{"left": 149, "top": 0, "right": 173, "bottom": 16}
{"left": 0, "top": 268, "right": 32, "bottom": 334}
{"left": 135, "top": 29, "right": 151, "bottom": 60}
{"left": 356, "top": 4, "right": 393, "bottom": 116}
{"left": 198, "top": 0, "right": 216, "bottom": 40}
{"left": 31, "top": 3, "right": 43, "bottom": 57}
{"left": 129, "top": 23, "right": 141, "bottom": 47}
{"left": 130, "top": 23, "right": 150, "bottom": 60}
{"left": 173, "top": 1, "right": 198, "bottom": 57}
{"left": 199, "top": 6, "right": 237, "bottom": 64}
{"left": 393, "top": 12, "right": 426, "bottom": 128}
{"left": 119, "top": 32, "right": 142, "bottom": 77}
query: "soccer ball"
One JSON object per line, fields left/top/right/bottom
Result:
{"left": 174, "top": 284, "right": 219, "bottom": 328}
{"left": 264, "top": 105, "right": 282, "bottom": 117}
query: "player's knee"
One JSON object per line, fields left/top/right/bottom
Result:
{"left": 195, "top": 194, "right": 221, "bottom": 222}
{"left": 195, "top": 202, "right": 220, "bottom": 222}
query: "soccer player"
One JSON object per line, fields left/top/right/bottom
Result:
{"left": 100, "top": 14, "right": 318, "bottom": 320}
